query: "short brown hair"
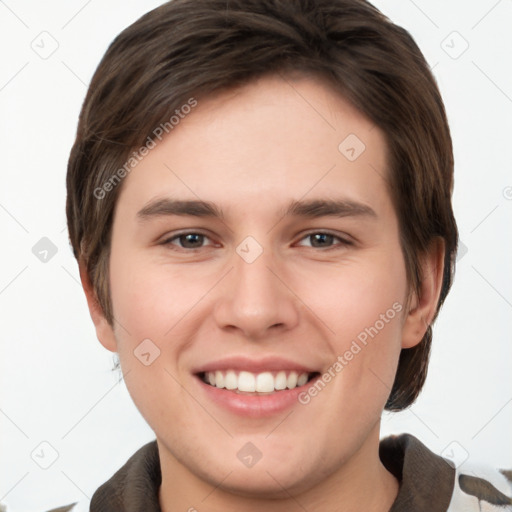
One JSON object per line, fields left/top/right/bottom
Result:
{"left": 66, "top": 0, "right": 458, "bottom": 411}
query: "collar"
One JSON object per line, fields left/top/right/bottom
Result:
{"left": 381, "top": 433, "right": 455, "bottom": 511}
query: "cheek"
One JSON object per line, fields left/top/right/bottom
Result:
{"left": 293, "top": 252, "right": 407, "bottom": 401}
{"left": 109, "top": 254, "right": 210, "bottom": 341}
{"left": 293, "top": 252, "right": 407, "bottom": 341}
{"left": 108, "top": 258, "right": 205, "bottom": 433}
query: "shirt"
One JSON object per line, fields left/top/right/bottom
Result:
{"left": 37, "top": 434, "right": 512, "bottom": 511}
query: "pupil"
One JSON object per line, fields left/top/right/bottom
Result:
{"left": 182, "top": 234, "right": 203, "bottom": 248}
{"left": 312, "top": 233, "right": 332, "bottom": 247}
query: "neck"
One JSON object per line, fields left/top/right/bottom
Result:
{"left": 158, "top": 424, "right": 399, "bottom": 512}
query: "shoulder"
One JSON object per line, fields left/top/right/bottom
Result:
{"left": 0, "top": 501, "right": 90, "bottom": 512}
{"left": 43, "top": 440, "right": 159, "bottom": 512}
{"left": 45, "top": 500, "right": 90, "bottom": 512}
{"left": 447, "top": 463, "right": 512, "bottom": 511}
{"left": 380, "top": 433, "right": 512, "bottom": 512}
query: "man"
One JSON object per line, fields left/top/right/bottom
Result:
{"left": 57, "top": 0, "right": 511, "bottom": 510}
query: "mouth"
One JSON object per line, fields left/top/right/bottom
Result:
{"left": 192, "top": 356, "right": 323, "bottom": 416}
{"left": 197, "top": 370, "right": 321, "bottom": 395}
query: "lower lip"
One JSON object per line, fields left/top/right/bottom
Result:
{"left": 195, "top": 375, "right": 320, "bottom": 417}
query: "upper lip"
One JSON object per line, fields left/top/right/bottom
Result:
{"left": 192, "top": 356, "right": 319, "bottom": 375}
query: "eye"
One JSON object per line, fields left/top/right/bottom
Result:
{"left": 161, "top": 232, "right": 215, "bottom": 250}
{"left": 296, "top": 232, "right": 352, "bottom": 249}
{"left": 160, "top": 230, "right": 352, "bottom": 251}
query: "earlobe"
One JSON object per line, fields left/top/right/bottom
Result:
{"left": 78, "top": 259, "right": 117, "bottom": 353}
{"left": 401, "top": 238, "right": 445, "bottom": 349}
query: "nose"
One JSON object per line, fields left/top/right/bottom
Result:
{"left": 213, "top": 244, "right": 300, "bottom": 341}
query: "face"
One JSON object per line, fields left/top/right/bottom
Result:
{"left": 90, "top": 75, "right": 426, "bottom": 499}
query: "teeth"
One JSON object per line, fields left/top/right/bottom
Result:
{"left": 287, "top": 372, "right": 298, "bottom": 389}
{"left": 275, "top": 371, "right": 287, "bottom": 390}
{"left": 297, "top": 373, "right": 308, "bottom": 387}
{"left": 224, "top": 370, "right": 237, "bottom": 390}
{"left": 256, "top": 372, "right": 274, "bottom": 392}
{"left": 215, "top": 371, "right": 225, "bottom": 388}
{"left": 238, "top": 371, "right": 256, "bottom": 392}
{"left": 204, "top": 370, "right": 311, "bottom": 392}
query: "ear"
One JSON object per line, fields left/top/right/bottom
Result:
{"left": 78, "top": 258, "right": 117, "bottom": 352}
{"left": 401, "top": 238, "right": 445, "bottom": 349}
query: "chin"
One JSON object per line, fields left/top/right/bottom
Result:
{"left": 192, "top": 449, "right": 326, "bottom": 500}
{"left": 212, "top": 467, "right": 314, "bottom": 500}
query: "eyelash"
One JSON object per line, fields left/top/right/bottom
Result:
{"left": 160, "top": 231, "right": 353, "bottom": 251}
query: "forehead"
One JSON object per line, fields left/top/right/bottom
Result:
{"left": 115, "top": 74, "right": 392, "bottom": 221}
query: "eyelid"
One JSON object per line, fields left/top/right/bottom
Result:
{"left": 160, "top": 229, "right": 353, "bottom": 250}
{"left": 294, "top": 230, "right": 354, "bottom": 248}
{"left": 160, "top": 230, "right": 217, "bottom": 248}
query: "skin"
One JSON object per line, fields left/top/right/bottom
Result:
{"left": 80, "top": 74, "right": 444, "bottom": 511}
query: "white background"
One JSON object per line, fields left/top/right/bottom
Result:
{"left": 0, "top": 1, "right": 511, "bottom": 510}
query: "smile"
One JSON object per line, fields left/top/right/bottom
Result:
{"left": 200, "top": 370, "right": 319, "bottom": 394}
{"left": 192, "top": 356, "right": 322, "bottom": 416}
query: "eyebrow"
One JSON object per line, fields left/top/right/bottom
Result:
{"left": 136, "top": 197, "right": 377, "bottom": 222}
